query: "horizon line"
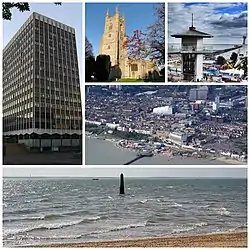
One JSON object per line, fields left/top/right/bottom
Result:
{"left": 3, "top": 176, "right": 247, "bottom": 179}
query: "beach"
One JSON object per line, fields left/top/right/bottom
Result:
{"left": 3, "top": 178, "right": 247, "bottom": 247}
{"left": 37, "top": 232, "right": 247, "bottom": 247}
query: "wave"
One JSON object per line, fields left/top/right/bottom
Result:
{"left": 211, "top": 207, "right": 231, "bottom": 216}
{"left": 78, "top": 222, "right": 147, "bottom": 237}
{"left": 139, "top": 199, "right": 148, "bottom": 204}
{"left": 4, "top": 208, "right": 38, "bottom": 216}
{"left": 4, "top": 215, "right": 108, "bottom": 237}
{"left": 62, "top": 209, "right": 91, "bottom": 216}
{"left": 34, "top": 197, "right": 51, "bottom": 202}
{"left": 3, "top": 213, "right": 65, "bottom": 223}
{"left": 198, "top": 204, "right": 210, "bottom": 208}
{"left": 5, "top": 209, "right": 96, "bottom": 224}
{"left": 109, "top": 222, "right": 146, "bottom": 232}
{"left": 147, "top": 216, "right": 171, "bottom": 225}
{"left": 169, "top": 202, "right": 183, "bottom": 207}
{"left": 227, "top": 225, "right": 247, "bottom": 233}
{"left": 138, "top": 198, "right": 166, "bottom": 204}
{"left": 10, "top": 222, "right": 148, "bottom": 241}
{"left": 172, "top": 222, "right": 208, "bottom": 234}
{"left": 138, "top": 199, "right": 183, "bottom": 207}
{"left": 50, "top": 204, "right": 70, "bottom": 209}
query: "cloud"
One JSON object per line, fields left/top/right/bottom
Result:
{"left": 168, "top": 2, "right": 248, "bottom": 44}
{"left": 211, "top": 11, "right": 247, "bottom": 29}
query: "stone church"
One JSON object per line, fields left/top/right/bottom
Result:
{"left": 99, "top": 8, "right": 157, "bottom": 80}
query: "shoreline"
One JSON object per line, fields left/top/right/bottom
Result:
{"left": 33, "top": 232, "right": 247, "bottom": 248}
{"left": 86, "top": 135, "right": 246, "bottom": 165}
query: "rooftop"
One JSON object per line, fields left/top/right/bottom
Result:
{"left": 171, "top": 26, "right": 213, "bottom": 38}
{"left": 171, "top": 14, "right": 213, "bottom": 38}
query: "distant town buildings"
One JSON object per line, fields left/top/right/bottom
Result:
{"left": 169, "top": 132, "right": 187, "bottom": 145}
{"left": 153, "top": 105, "right": 173, "bottom": 115}
{"left": 189, "top": 86, "right": 208, "bottom": 101}
{"left": 86, "top": 85, "right": 247, "bottom": 160}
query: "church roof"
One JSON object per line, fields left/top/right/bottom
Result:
{"left": 171, "top": 26, "right": 213, "bottom": 38}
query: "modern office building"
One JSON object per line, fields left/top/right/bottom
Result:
{"left": 197, "top": 86, "right": 208, "bottom": 100}
{"left": 153, "top": 105, "right": 173, "bottom": 115}
{"left": 168, "top": 132, "right": 187, "bottom": 145}
{"left": 189, "top": 88, "right": 198, "bottom": 101}
{"left": 189, "top": 86, "right": 208, "bottom": 101}
{"left": 3, "top": 12, "right": 82, "bottom": 152}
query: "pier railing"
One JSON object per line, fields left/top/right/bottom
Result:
{"left": 168, "top": 44, "right": 243, "bottom": 54}
{"left": 168, "top": 44, "right": 215, "bottom": 54}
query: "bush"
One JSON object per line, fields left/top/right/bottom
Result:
{"left": 95, "top": 55, "right": 111, "bottom": 82}
{"left": 85, "top": 56, "right": 95, "bottom": 82}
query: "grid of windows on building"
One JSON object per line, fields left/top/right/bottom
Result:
{"left": 3, "top": 12, "right": 82, "bottom": 151}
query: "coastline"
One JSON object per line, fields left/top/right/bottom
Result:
{"left": 34, "top": 232, "right": 247, "bottom": 248}
{"left": 86, "top": 135, "right": 246, "bottom": 165}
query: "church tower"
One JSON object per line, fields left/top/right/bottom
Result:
{"left": 99, "top": 7, "right": 127, "bottom": 67}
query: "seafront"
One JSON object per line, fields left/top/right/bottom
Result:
{"left": 4, "top": 177, "right": 246, "bottom": 247}
{"left": 86, "top": 85, "right": 247, "bottom": 163}
{"left": 86, "top": 136, "right": 245, "bottom": 165}
{"left": 38, "top": 232, "right": 247, "bottom": 248}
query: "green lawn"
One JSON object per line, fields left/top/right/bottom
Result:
{"left": 115, "top": 78, "right": 144, "bottom": 82}
{"left": 113, "top": 78, "right": 165, "bottom": 82}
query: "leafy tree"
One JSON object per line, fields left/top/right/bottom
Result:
{"left": 239, "top": 57, "right": 248, "bottom": 76}
{"left": 3, "top": 2, "right": 61, "bottom": 20}
{"left": 243, "top": 57, "right": 248, "bottom": 76}
{"left": 216, "top": 56, "right": 226, "bottom": 65}
{"left": 95, "top": 55, "right": 111, "bottom": 82}
{"left": 85, "top": 56, "right": 95, "bottom": 82}
{"left": 85, "top": 36, "right": 94, "bottom": 58}
{"left": 124, "top": 30, "right": 149, "bottom": 60}
{"left": 230, "top": 52, "right": 238, "bottom": 64}
{"left": 147, "top": 3, "right": 165, "bottom": 65}
{"left": 234, "top": 56, "right": 247, "bottom": 76}
{"left": 124, "top": 3, "right": 165, "bottom": 66}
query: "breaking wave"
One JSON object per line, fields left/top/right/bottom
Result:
{"left": 172, "top": 222, "right": 208, "bottom": 234}
{"left": 4, "top": 215, "right": 108, "bottom": 237}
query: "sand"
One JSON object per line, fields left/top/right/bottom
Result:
{"left": 36, "top": 232, "right": 247, "bottom": 248}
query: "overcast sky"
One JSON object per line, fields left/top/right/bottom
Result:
{"left": 168, "top": 2, "right": 247, "bottom": 44}
{"left": 3, "top": 167, "right": 247, "bottom": 178}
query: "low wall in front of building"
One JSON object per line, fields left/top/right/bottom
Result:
{"left": 19, "top": 139, "right": 81, "bottom": 152}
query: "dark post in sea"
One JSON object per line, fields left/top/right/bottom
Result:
{"left": 120, "top": 173, "right": 125, "bottom": 194}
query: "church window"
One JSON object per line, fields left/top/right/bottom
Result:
{"left": 131, "top": 64, "right": 138, "bottom": 71}
{"left": 109, "top": 34, "right": 111, "bottom": 37}
{"left": 107, "top": 45, "right": 110, "bottom": 49}
{"left": 109, "top": 24, "right": 113, "bottom": 30}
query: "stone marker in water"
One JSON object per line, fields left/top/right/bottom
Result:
{"left": 120, "top": 173, "right": 125, "bottom": 194}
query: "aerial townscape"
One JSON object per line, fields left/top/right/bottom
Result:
{"left": 168, "top": 2, "right": 248, "bottom": 83}
{"left": 86, "top": 85, "right": 247, "bottom": 165}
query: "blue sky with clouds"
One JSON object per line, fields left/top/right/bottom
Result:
{"left": 168, "top": 2, "right": 247, "bottom": 44}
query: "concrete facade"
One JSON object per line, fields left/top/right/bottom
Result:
{"left": 3, "top": 12, "right": 82, "bottom": 151}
